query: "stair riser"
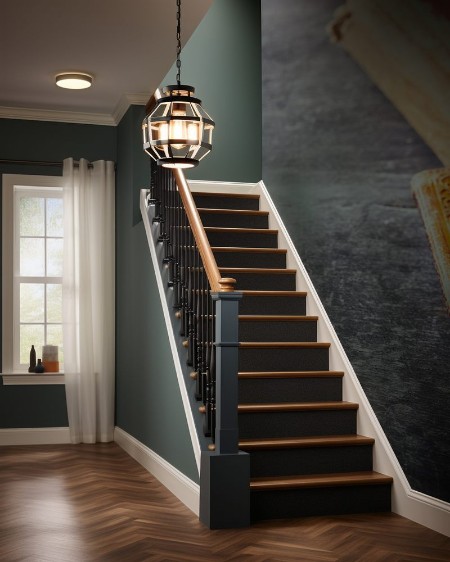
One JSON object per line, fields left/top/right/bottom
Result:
{"left": 199, "top": 212, "right": 268, "bottom": 229}
{"left": 250, "top": 484, "right": 392, "bottom": 521}
{"left": 239, "top": 347, "right": 329, "bottom": 372}
{"left": 229, "top": 272, "right": 296, "bottom": 291}
{"left": 193, "top": 194, "right": 260, "bottom": 211}
{"left": 206, "top": 230, "right": 278, "bottom": 248}
{"left": 239, "top": 320, "right": 317, "bottom": 342}
{"left": 246, "top": 445, "right": 373, "bottom": 478}
{"left": 240, "top": 295, "right": 306, "bottom": 315}
{"left": 239, "top": 377, "right": 342, "bottom": 403}
{"left": 239, "top": 409, "right": 356, "bottom": 439}
{"left": 214, "top": 251, "right": 287, "bottom": 269}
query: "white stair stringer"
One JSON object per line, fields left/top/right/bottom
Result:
{"left": 188, "top": 179, "right": 450, "bottom": 537}
{"left": 140, "top": 190, "right": 201, "bottom": 473}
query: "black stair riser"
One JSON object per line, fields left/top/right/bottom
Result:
{"left": 206, "top": 230, "right": 278, "bottom": 248}
{"left": 199, "top": 212, "right": 268, "bottom": 229}
{"left": 240, "top": 295, "right": 306, "bottom": 315}
{"left": 239, "top": 320, "right": 317, "bottom": 342}
{"left": 246, "top": 444, "right": 373, "bottom": 478}
{"left": 213, "top": 251, "right": 287, "bottom": 269}
{"left": 238, "top": 376, "right": 342, "bottom": 403}
{"left": 250, "top": 484, "right": 392, "bottom": 521}
{"left": 239, "top": 347, "right": 329, "bottom": 372}
{"left": 239, "top": 409, "right": 357, "bottom": 439}
{"left": 229, "top": 272, "right": 296, "bottom": 291}
{"left": 193, "top": 194, "right": 260, "bottom": 211}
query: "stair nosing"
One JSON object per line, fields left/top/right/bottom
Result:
{"left": 241, "top": 290, "right": 306, "bottom": 296}
{"left": 204, "top": 226, "right": 277, "bottom": 234}
{"left": 198, "top": 208, "right": 268, "bottom": 216}
{"left": 239, "top": 342, "right": 330, "bottom": 348}
{"left": 238, "top": 401, "right": 359, "bottom": 413}
{"left": 220, "top": 267, "right": 296, "bottom": 275}
{"left": 239, "top": 315, "right": 318, "bottom": 322}
{"left": 212, "top": 247, "right": 287, "bottom": 254}
{"left": 238, "top": 371, "right": 344, "bottom": 378}
{"left": 249, "top": 471, "right": 393, "bottom": 491}
{"left": 239, "top": 434, "right": 375, "bottom": 450}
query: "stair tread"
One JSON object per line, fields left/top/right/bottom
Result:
{"left": 241, "top": 290, "right": 306, "bottom": 296}
{"left": 212, "top": 247, "right": 287, "bottom": 254}
{"left": 205, "top": 226, "right": 277, "bottom": 234}
{"left": 238, "top": 371, "right": 344, "bottom": 378}
{"left": 239, "top": 434, "right": 375, "bottom": 450}
{"left": 198, "top": 208, "right": 268, "bottom": 216}
{"left": 240, "top": 342, "right": 331, "bottom": 348}
{"left": 191, "top": 191, "right": 260, "bottom": 200}
{"left": 250, "top": 471, "right": 393, "bottom": 490}
{"left": 238, "top": 401, "right": 359, "bottom": 412}
{"left": 220, "top": 267, "right": 296, "bottom": 275}
{"left": 239, "top": 315, "right": 318, "bottom": 322}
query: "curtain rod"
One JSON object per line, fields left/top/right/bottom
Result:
{"left": 0, "top": 158, "right": 108, "bottom": 169}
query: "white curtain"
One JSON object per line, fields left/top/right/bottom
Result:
{"left": 63, "top": 158, "right": 115, "bottom": 443}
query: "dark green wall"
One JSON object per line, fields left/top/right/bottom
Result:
{"left": 262, "top": 0, "right": 450, "bottom": 502}
{"left": 115, "top": 106, "right": 199, "bottom": 481}
{"left": 160, "top": 0, "right": 262, "bottom": 183}
{"left": 115, "top": 0, "right": 262, "bottom": 480}
{"left": 0, "top": 118, "right": 116, "bottom": 428}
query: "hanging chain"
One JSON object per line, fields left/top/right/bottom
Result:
{"left": 176, "top": 0, "right": 181, "bottom": 85}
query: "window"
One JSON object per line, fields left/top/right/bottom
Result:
{"left": 2, "top": 175, "right": 64, "bottom": 373}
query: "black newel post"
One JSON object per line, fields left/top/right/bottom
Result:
{"left": 199, "top": 290, "right": 250, "bottom": 529}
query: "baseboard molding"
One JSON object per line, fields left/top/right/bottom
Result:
{"left": 0, "top": 427, "right": 71, "bottom": 446}
{"left": 114, "top": 426, "right": 200, "bottom": 516}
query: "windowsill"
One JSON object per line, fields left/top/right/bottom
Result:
{"left": 1, "top": 373, "right": 65, "bottom": 386}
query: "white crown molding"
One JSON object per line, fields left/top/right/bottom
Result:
{"left": 0, "top": 93, "right": 148, "bottom": 127}
{"left": 0, "top": 105, "right": 116, "bottom": 126}
{"left": 113, "top": 93, "right": 148, "bottom": 124}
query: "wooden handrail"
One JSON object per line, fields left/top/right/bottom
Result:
{"left": 173, "top": 168, "right": 236, "bottom": 292}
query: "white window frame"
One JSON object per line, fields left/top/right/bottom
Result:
{"left": 2, "top": 174, "right": 65, "bottom": 383}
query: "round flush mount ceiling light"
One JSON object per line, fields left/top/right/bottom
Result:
{"left": 55, "top": 72, "right": 93, "bottom": 90}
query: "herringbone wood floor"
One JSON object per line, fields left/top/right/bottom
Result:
{"left": 0, "top": 444, "right": 448, "bottom": 562}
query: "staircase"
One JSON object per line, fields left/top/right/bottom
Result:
{"left": 193, "top": 189, "right": 393, "bottom": 522}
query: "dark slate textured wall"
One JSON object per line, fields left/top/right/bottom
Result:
{"left": 0, "top": 118, "right": 117, "bottom": 428}
{"left": 262, "top": 0, "right": 450, "bottom": 502}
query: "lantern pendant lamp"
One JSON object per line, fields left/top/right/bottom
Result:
{"left": 142, "top": 0, "right": 215, "bottom": 169}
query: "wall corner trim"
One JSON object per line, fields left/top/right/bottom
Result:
{"left": 0, "top": 427, "right": 71, "bottom": 446}
{"left": 114, "top": 426, "right": 200, "bottom": 516}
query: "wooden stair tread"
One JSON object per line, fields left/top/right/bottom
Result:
{"left": 250, "top": 471, "right": 393, "bottom": 490}
{"left": 241, "top": 290, "right": 306, "bottom": 297}
{"left": 239, "top": 315, "right": 318, "bottom": 322}
{"left": 239, "top": 434, "right": 375, "bottom": 450}
{"left": 198, "top": 208, "right": 268, "bottom": 216}
{"left": 238, "top": 401, "right": 358, "bottom": 413}
{"left": 239, "top": 342, "right": 331, "bottom": 348}
{"left": 204, "top": 226, "right": 277, "bottom": 234}
{"left": 238, "top": 371, "right": 344, "bottom": 378}
{"left": 220, "top": 267, "right": 296, "bottom": 275}
{"left": 212, "top": 247, "right": 287, "bottom": 254}
{"left": 191, "top": 191, "right": 260, "bottom": 200}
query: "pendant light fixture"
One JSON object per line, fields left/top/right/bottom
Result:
{"left": 142, "top": 0, "right": 215, "bottom": 169}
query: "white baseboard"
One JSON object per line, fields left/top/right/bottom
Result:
{"left": 0, "top": 427, "right": 71, "bottom": 446}
{"left": 114, "top": 426, "right": 200, "bottom": 516}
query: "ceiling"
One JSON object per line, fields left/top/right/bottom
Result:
{"left": 0, "top": 0, "right": 212, "bottom": 125}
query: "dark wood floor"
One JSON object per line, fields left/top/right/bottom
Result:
{"left": 0, "top": 443, "right": 449, "bottom": 562}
